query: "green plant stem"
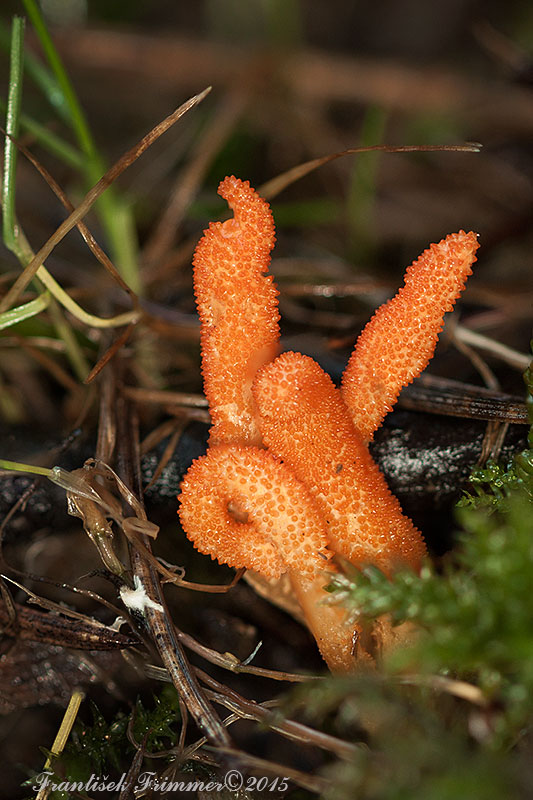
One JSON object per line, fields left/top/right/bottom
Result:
{"left": 2, "top": 15, "right": 24, "bottom": 256}
{"left": 46, "top": 294, "right": 89, "bottom": 381}
{"left": 21, "top": 0, "right": 141, "bottom": 293}
{"left": 0, "top": 99, "right": 84, "bottom": 169}
{"left": 21, "top": 0, "right": 94, "bottom": 156}
{"left": 1, "top": 22, "right": 89, "bottom": 381}
{"left": 0, "top": 458, "right": 52, "bottom": 476}
{"left": 11, "top": 227, "right": 139, "bottom": 331}
{"left": 0, "top": 17, "right": 73, "bottom": 126}
{"left": 0, "top": 291, "right": 49, "bottom": 330}
{"left": 1, "top": 23, "right": 136, "bottom": 379}
{"left": 35, "top": 264, "right": 140, "bottom": 329}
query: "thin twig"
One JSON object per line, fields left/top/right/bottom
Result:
{"left": 122, "top": 386, "right": 208, "bottom": 408}
{"left": 399, "top": 674, "right": 489, "bottom": 707}
{"left": 260, "top": 143, "right": 481, "bottom": 199}
{"left": 115, "top": 389, "right": 231, "bottom": 747}
{"left": 399, "top": 374, "right": 528, "bottom": 425}
{"left": 36, "top": 690, "right": 85, "bottom": 800}
{"left": 0, "top": 88, "right": 211, "bottom": 314}
{"left": 454, "top": 325, "right": 531, "bottom": 371}
{"left": 173, "top": 628, "right": 317, "bottom": 682}
{"left": 209, "top": 745, "right": 332, "bottom": 795}
{"left": 142, "top": 81, "right": 250, "bottom": 270}
{"left": 196, "top": 667, "right": 360, "bottom": 760}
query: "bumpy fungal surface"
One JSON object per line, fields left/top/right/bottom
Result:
{"left": 253, "top": 351, "right": 427, "bottom": 574}
{"left": 180, "top": 176, "right": 478, "bottom": 671}
{"left": 178, "top": 444, "right": 332, "bottom": 579}
{"left": 193, "top": 176, "right": 280, "bottom": 446}
{"left": 341, "top": 230, "right": 479, "bottom": 441}
{"left": 178, "top": 442, "right": 361, "bottom": 671}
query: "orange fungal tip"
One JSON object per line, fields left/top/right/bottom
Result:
{"left": 216, "top": 176, "right": 276, "bottom": 252}
{"left": 341, "top": 230, "right": 479, "bottom": 441}
{"left": 192, "top": 177, "right": 280, "bottom": 446}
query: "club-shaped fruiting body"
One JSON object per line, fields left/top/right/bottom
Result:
{"left": 178, "top": 176, "right": 479, "bottom": 671}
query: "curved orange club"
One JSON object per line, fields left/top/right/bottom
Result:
{"left": 192, "top": 176, "right": 280, "bottom": 447}
{"left": 341, "top": 231, "right": 479, "bottom": 441}
{"left": 253, "top": 351, "right": 427, "bottom": 575}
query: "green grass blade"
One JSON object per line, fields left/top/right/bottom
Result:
{"left": 0, "top": 17, "right": 72, "bottom": 125}
{"left": 0, "top": 98, "right": 84, "bottom": 169}
{"left": 21, "top": 0, "right": 94, "bottom": 157}
{"left": 0, "top": 458, "right": 52, "bottom": 476}
{"left": 21, "top": 0, "right": 141, "bottom": 291}
{"left": 46, "top": 293, "right": 90, "bottom": 381}
{"left": 0, "top": 291, "right": 50, "bottom": 330}
{"left": 2, "top": 15, "right": 25, "bottom": 258}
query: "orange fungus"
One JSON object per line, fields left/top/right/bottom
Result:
{"left": 341, "top": 231, "right": 479, "bottom": 441}
{"left": 253, "top": 351, "right": 427, "bottom": 575}
{"left": 193, "top": 176, "right": 280, "bottom": 447}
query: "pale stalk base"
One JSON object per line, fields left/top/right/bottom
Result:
{"left": 289, "top": 571, "right": 372, "bottom": 673}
